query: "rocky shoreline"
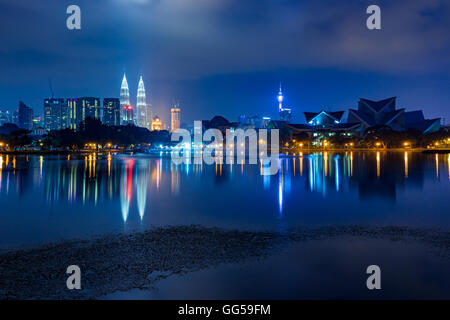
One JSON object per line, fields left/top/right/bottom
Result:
{"left": 0, "top": 225, "right": 449, "bottom": 299}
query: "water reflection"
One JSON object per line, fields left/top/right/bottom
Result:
{"left": 120, "top": 159, "right": 134, "bottom": 222}
{"left": 137, "top": 161, "right": 149, "bottom": 220}
{"left": 0, "top": 152, "right": 449, "bottom": 229}
{"left": 404, "top": 151, "right": 409, "bottom": 178}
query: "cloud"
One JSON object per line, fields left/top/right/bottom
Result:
{"left": 0, "top": 0, "right": 449, "bottom": 84}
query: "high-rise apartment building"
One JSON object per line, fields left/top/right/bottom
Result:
{"left": 18, "top": 101, "right": 33, "bottom": 130}
{"left": 79, "top": 97, "right": 101, "bottom": 122}
{"left": 103, "top": 98, "right": 121, "bottom": 126}
{"left": 44, "top": 98, "right": 69, "bottom": 131}
{"left": 67, "top": 98, "right": 80, "bottom": 130}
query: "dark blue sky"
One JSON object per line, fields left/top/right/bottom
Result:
{"left": 0, "top": 0, "right": 449, "bottom": 125}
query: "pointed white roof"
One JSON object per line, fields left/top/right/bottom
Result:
{"left": 121, "top": 74, "right": 129, "bottom": 88}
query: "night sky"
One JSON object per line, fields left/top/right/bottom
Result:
{"left": 0, "top": 0, "right": 449, "bottom": 125}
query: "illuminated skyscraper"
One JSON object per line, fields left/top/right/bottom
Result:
{"left": 136, "top": 76, "right": 147, "bottom": 128}
{"left": 120, "top": 73, "right": 130, "bottom": 124}
{"left": 103, "top": 98, "right": 121, "bottom": 126}
{"left": 171, "top": 103, "right": 180, "bottom": 132}
{"left": 80, "top": 97, "right": 101, "bottom": 121}
{"left": 67, "top": 98, "right": 80, "bottom": 130}
{"left": 44, "top": 98, "right": 69, "bottom": 131}
{"left": 145, "top": 104, "right": 152, "bottom": 130}
{"left": 278, "top": 84, "right": 292, "bottom": 122}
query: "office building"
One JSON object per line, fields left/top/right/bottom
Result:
{"left": 103, "top": 98, "right": 121, "bottom": 126}
{"left": 18, "top": 101, "right": 33, "bottom": 130}
{"left": 44, "top": 98, "right": 69, "bottom": 131}
{"left": 136, "top": 76, "right": 149, "bottom": 128}
{"left": 171, "top": 103, "right": 180, "bottom": 132}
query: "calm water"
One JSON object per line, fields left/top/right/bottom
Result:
{"left": 1, "top": 151, "right": 450, "bottom": 299}
{"left": 0, "top": 151, "right": 449, "bottom": 248}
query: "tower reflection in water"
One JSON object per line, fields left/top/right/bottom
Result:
{"left": 0, "top": 152, "right": 448, "bottom": 224}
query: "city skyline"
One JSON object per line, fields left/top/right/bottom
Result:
{"left": 0, "top": 0, "right": 449, "bottom": 124}
{"left": 0, "top": 82, "right": 448, "bottom": 135}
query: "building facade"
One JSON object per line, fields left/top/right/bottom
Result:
{"left": 103, "top": 98, "right": 121, "bottom": 126}
{"left": 171, "top": 103, "right": 180, "bottom": 132}
{"left": 80, "top": 97, "right": 101, "bottom": 122}
{"left": 136, "top": 76, "right": 149, "bottom": 128}
{"left": 67, "top": 98, "right": 80, "bottom": 130}
{"left": 44, "top": 98, "right": 69, "bottom": 131}
{"left": 18, "top": 101, "right": 33, "bottom": 130}
{"left": 120, "top": 74, "right": 130, "bottom": 125}
{"left": 122, "top": 105, "right": 134, "bottom": 125}
{"left": 0, "top": 110, "right": 11, "bottom": 125}
{"left": 151, "top": 116, "right": 162, "bottom": 131}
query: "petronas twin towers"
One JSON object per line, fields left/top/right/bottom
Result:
{"left": 120, "top": 73, "right": 152, "bottom": 129}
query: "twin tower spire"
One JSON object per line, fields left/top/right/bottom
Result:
{"left": 120, "top": 73, "right": 152, "bottom": 128}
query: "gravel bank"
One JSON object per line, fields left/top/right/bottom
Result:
{"left": 0, "top": 225, "right": 449, "bottom": 299}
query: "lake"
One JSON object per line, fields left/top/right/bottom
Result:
{"left": 0, "top": 151, "right": 449, "bottom": 299}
